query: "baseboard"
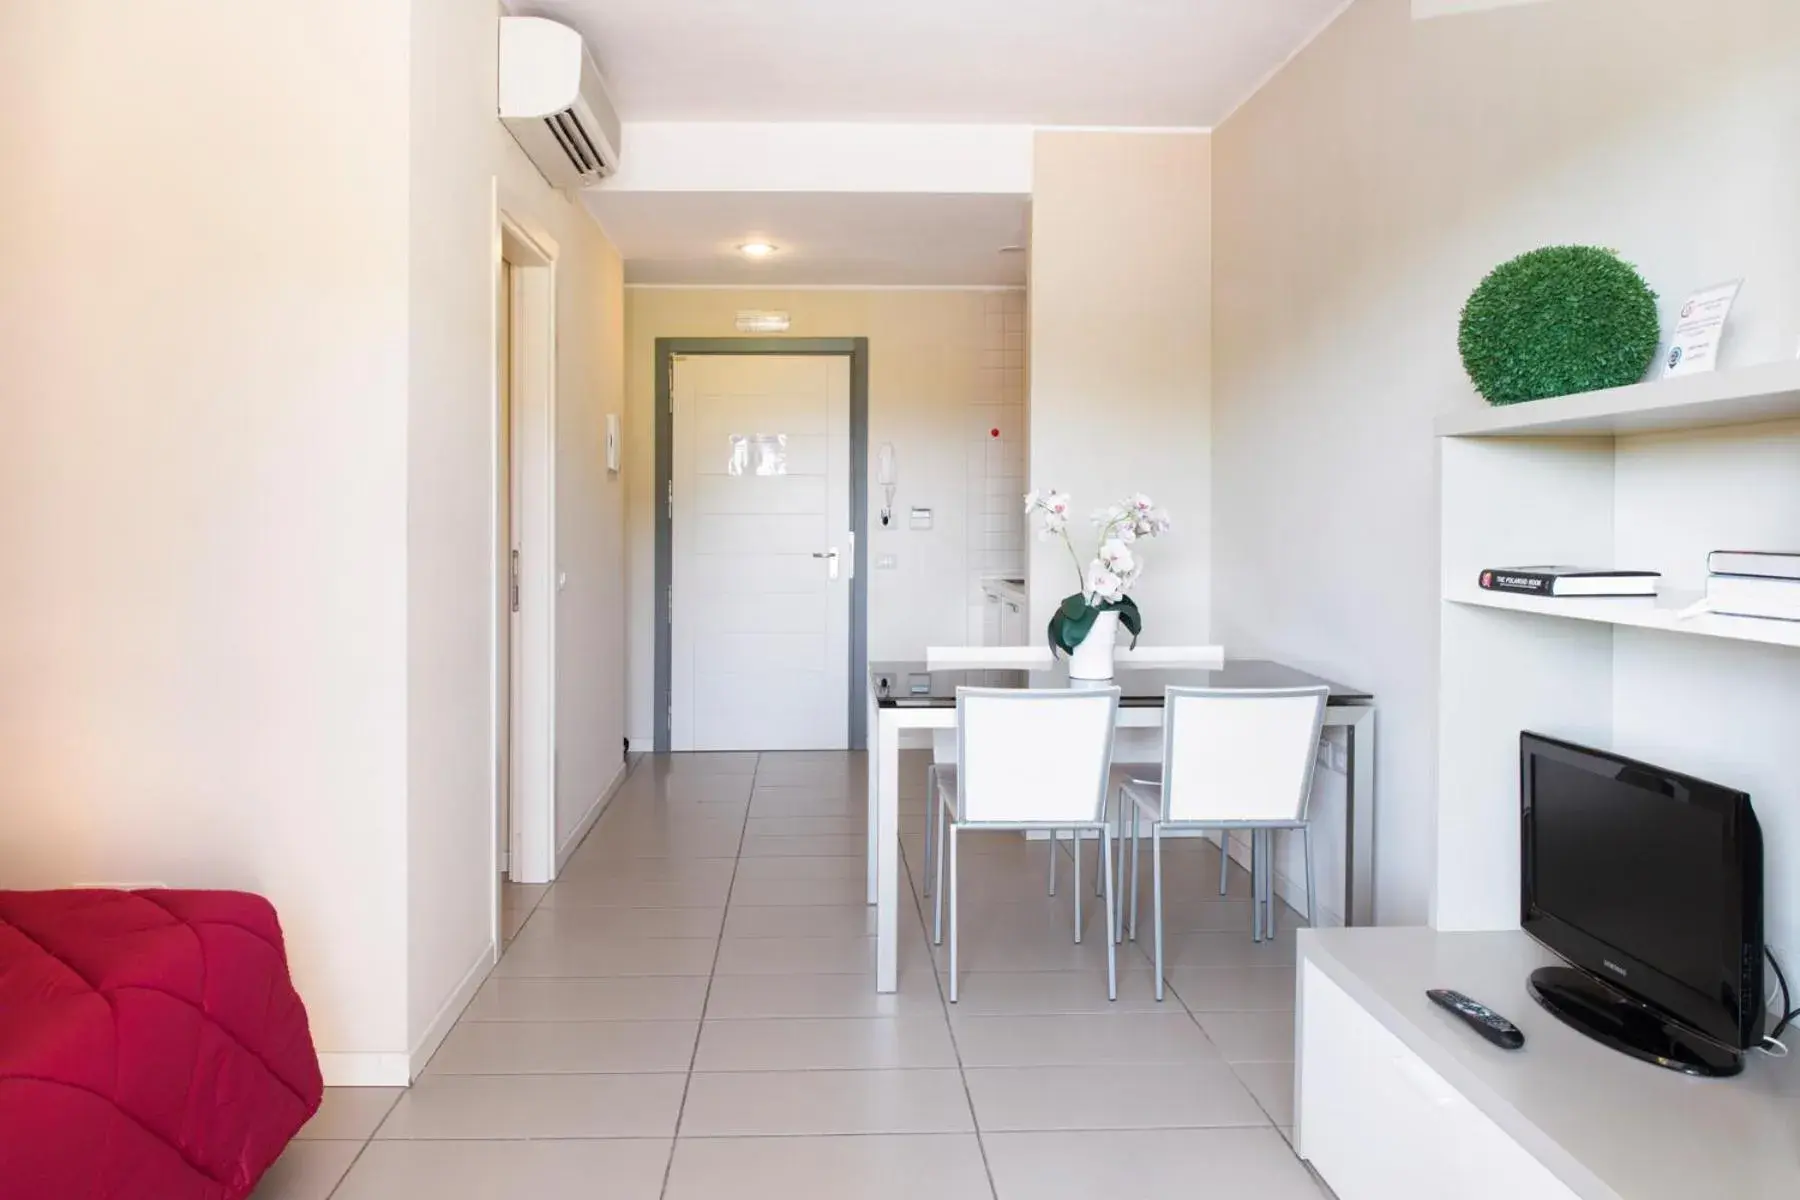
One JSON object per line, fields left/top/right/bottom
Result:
{"left": 408, "top": 942, "right": 497, "bottom": 1080}
{"left": 318, "top": 1052, "right": 411, "bottom": 1088}
{"left": 554, "top": 759, "right": 634, "bottom": 872}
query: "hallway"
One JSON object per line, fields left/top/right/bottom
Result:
{"left": 260, "top": 752, "right": 1327, "bottom": 1198}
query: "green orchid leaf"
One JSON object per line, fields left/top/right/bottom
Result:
{"left": 1059, "top": 593, "right": 1090, "bottom": 621}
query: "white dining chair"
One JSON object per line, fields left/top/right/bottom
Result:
{"left": 933, "top": 686, "right": 1122, "bottom": 1002}
{"left": 920, "top": 646, "right": 1052, "bottom": 898}
{"left": 1115, "top": 685, "right": 1328, "bottom": 1000}
{"left": 1112, "top": 645, "right": 1226, "bottom": 668}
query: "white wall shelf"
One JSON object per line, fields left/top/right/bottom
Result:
{"left": 1435, "top": 360, "right": 1800, "bottom": 439}
{"left": 1443, "top": 585, "right": 1800, "bottom": 650}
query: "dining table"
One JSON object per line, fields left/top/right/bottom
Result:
{"left": 864, "top": 658, "right": 1377, "bottom": 992}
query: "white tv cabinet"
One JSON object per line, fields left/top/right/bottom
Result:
{"left": 1294, "top": 369, "right": 1800, "bottom": 1198}
{"left": 1297, "top": 928, "right": 1800, "bottom": 1200}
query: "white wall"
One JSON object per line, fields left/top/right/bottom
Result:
{"left": 0, "top": 0, "right": 628, "bottom": 1082}
{"left": 0, "top": 0, "right": 414, "bottom": 1064}
{"left": 1027, "top": 131, "right": 1213, "bottom": 643}
{"left": 1212, "top": 0, "right": 1800, "bottom": 923}
{"left": 621, "top": 288, "right": 1024, "bottom": 745}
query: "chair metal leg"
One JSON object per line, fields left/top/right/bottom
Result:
{"left": 1129, "top": 805, "right": 1141, "bottom": 942}
{"left": 933, "top": 793, "right": 948, "bottom": 946}
{"left": 1251, "top": 830, "right": 1263, "bottom": 944}
{"left": 948, "top": 823, "right": 960, "bottom": 1003}
{"left": 1095, "top": 825, "right": 1105, "bottom": 898}
{"left": 1102, "top": 824, "right": 1117, "bottom": 1002}
{"left": 1219, "top": 830, "right": 1230, "bottom": 896}
{"left": 1267, "top": 830, "right": 1278, "bottom": 940}
{"left": 1303, "top": 823, "right": 1318, "bottom": 930}
{"left": 923, "top": 764, "right": 938, "bottom": 897}
{"left": 1152, "top": 823, "right": 1166, "bottom": 1002}
{"left": 1047, "top": 831, "right": 1057, "bottom": 896}
{"left": 1073, "top": 830, "right": 1083, "bottom": 944}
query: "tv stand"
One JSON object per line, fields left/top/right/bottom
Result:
{"left": 1298, "top": 928, "right": 1800, "bottom": 1200}
{"left": 1528, "top": 964, "right": 1742, "bottom": 1078}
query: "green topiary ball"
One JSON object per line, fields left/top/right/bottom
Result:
{"left": 1458, "top": 246, "right": 1661, "bottom": 406}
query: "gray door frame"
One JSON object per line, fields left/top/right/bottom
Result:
{"left": 655, "top": 337, "right": 871, "bottom": 753}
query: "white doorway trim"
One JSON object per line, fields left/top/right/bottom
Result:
{"left": 493, "top": 197, "right": 560, "bottom": 901}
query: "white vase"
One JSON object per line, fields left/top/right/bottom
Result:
{"left": 1068, "top": 610, "right": 1120, "bottom": 681}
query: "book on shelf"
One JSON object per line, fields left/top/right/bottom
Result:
{"left": 1706, "top": 573, "right": 1800, "bottom": 622}
{"left": 1477, "top": 567, "right": 1661, "bottom": 598}
{"left": 1706, "top": 550, "right": 1800, "bottom": 581}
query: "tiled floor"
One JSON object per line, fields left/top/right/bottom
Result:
{"left": 256, "top": 751, "right": 1327, "bottom": 1199}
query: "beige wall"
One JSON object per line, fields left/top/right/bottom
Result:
{"left": 622, "top": 288, "right": 1025, "bottom": 744}
{"left": 0, "top": 0, "right": 628, "bottom": 1081}
{"left": 0, "top": 0, "right": 414, "bottom": 1062}
{"left": 1212, "top": 0, "right": 1800, "bottom": 923}
{"left": 404, "top": 0, "right": 631, "bottom": 1054}
{"left": 1027, "top": 131, "right": 1214, "bottom": 642}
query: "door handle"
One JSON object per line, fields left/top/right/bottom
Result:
{"left": 813, "top": 549, "right": 840, "bottom": 581}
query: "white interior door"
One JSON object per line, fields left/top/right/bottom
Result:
{"left": 672, "top": 354, "right": 851, "bottom": 751}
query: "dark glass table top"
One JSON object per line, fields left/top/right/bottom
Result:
{"left": 871, "top": 659, "right": 1372, "bottom": 708}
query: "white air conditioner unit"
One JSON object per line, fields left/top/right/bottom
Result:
{"left": 499, "top": 16, "right": 622, "bottom": 190}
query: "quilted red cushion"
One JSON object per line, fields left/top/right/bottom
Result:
{"left": 0, "top": 890, "right": 323, "bottom": 1200}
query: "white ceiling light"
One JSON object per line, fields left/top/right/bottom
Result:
{"left": 738, "top": 241, "right": 778, "bottom": 258}
{"left": 735, "top": 310, "right": 791, "bottom": 333}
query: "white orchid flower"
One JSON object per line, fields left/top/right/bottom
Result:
{"left": 1085, "top": 562, "right": 1125, "bottom": 604}
{"left": 1098, "top": 538, "right": 1135, "bottom": 576}
{"left": 1023, "top": 489, "right": 1041, "bottom": 513}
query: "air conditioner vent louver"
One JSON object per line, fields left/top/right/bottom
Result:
{"left": 500, "top": 17, "right": 622, "bottom": 190}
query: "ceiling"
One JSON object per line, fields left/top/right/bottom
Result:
{"left": 516, "top": 0, "right": 1348, "bottom": 126}
{"left": 587, "top": 192, "right": 1030, "bottom": 287}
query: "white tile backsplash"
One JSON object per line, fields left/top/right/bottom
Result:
{"left": 966, "top": 292, "right": 1029, "bottom": 636}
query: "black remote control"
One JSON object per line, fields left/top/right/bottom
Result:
{"left": 1427, "top": 989, "right": 1525, "bottom": 1049}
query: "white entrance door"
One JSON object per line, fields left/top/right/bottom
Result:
{"left": 672, "top": 354, "right": 852, "bottom": 751}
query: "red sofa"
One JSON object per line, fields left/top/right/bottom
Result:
{"left": 0, "top": 890, "right": 323, "bottom": 1199}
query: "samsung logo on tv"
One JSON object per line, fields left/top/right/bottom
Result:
{"left": 1602, "top": 959, "right": 1629, "bottom": 978}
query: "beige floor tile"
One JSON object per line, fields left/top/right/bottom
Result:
{"left": 1162, "top": 966, "right": 1298, "bottom": 1012}
{"left": 494, "top": 932, "right": 719, "bottom": 978}
{"left": 732, "top": 854, "right": 869, "bottom": 881}
{"left": 941, "top": 969, "right": 1164, "bottom": 1016}
{"left": 557, "top": 855, "right": 737, "bottom": 885}
{"left": 929, "top": 926, "right": 1130, "bottom": 973}
{"left": 294, "top": 1087, "right": 401, "bottom": 1140}
{"left": 1196, "top": 1009, "right": 1297, "bottom": 1063}
{"left": 984, "top": 1128, "right": 1327, "bottom": 1200}
{"left": 723, "top": 902, "right": 886, "bottom": 939}
{"left": 744, "top": 815, "right": 864, "bottom": 837}
{"left": 566, "top": 833, "right": 748, "bottom": 862}
{"left": 376, "top": 1073, "right": 686, "bottom": 1139}
{"left": 729, "top": 876, "right": 872, "bottom": 906}
{"left": 248, "top": 1140, "right": 362, "bottom": 1200}
{"left": 1232, "top": 1061, "right": 1297, "bottom": 1125}
{"left": 963, "top": 1063, "right": 1268, "bottom": 1132}
{"left": 951, "top": 1012, "right": 1221, "bottom": 1068}
{"left": 425, "top": 1019, "right": 698, "bottom": 1074}
{"left": 333, "top": 1139, "right": 671, "bottom": 1200}
{"left": 679, "top": 1068, "right": 973, "bottom": 1136}
{"left": 464, "top": 975, "right": 709, "bottom": 1022}
{"left": 714, "top": 933, "right": 928, "bottom": 976}
{"left": 694, "top": 1016, "right": 956, "bottom": 1071}
{"left": 748, "top": 788, "right": 866, "bottom": 817}
{"left": 1157, "top": 927, "right": 1300, "bottom": 969}
{"left": 664, "top": 1134, "right": 991, "bottom": 1200}
{"left": 740, "top": 833, "right": 871, "bottom": 858}
{"left": 658, "top": 751, "right": 761, "bottom": 775}
{"left": 520, "top": 904, "right": 725, "bottom": 940}
{"left": 705, "top": 971, "right": 945, "bottom": 1019}
{"left": 541, "top": 876, "right": 734, "bottom": 909}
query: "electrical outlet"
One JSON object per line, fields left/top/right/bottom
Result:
{"left": 876, "top": 554, "right": 898, "bottom": 570}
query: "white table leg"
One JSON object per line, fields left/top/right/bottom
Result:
{"left": 875, "top": 709, "right": 901, "bottom": 992}
{"left": 866, "top": 682, "right": 879, "bottom": 904}
{"left": 1344, "top": 705, "right": 1377, "bottom": 927}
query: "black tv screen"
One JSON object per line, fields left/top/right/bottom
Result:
{"left": 1521, "top": 733, "right": 1764, "bottom": 1051}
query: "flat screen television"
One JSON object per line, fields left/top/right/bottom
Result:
{"left": 1520, "top": 732, "right": 1764, "bottom": 1077}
